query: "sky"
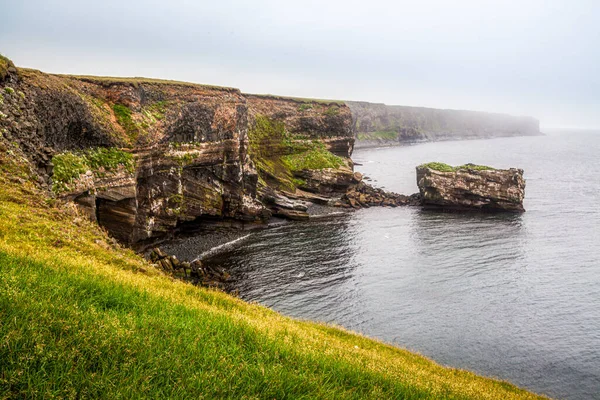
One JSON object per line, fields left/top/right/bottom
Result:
{"left": 0, "top": 0, "right": 598, "bottom": 129}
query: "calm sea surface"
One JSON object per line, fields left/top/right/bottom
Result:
{"left": 203, "top": 131, "right": 600, "bottom": 399}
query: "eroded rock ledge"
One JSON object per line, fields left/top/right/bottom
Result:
{"left": 416, "top": 163, "right": 525, "bottom": 212}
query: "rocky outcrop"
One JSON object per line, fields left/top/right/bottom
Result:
{"left": 416, "top": 164, "right": 525, "bottom": 212}
{"left": 339, "top": 180, "right": 421, "bottom": 209}
{"left": 149, "top": 248, "right": 229, "bottom": 289}
{"left": 347, "top": 101, "right": 541, "bottom": 148}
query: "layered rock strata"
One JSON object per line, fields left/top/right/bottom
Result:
{"left": 0, "top": 63, "right": 360, "bottom": 245}
{"left": 416, "top": 164, "right": 525, "bottom": 212}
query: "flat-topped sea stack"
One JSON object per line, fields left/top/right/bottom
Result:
{"left": 416, "top": 163, "right": 525, "bottom": 212}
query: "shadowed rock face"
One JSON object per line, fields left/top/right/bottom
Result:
{"left": 416, "top": 166, "right": 526, "bottom": 212}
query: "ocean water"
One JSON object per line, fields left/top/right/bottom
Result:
{"left": 202, "top": 131, "right": 600, "bottom": 399}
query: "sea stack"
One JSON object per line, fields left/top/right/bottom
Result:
{"left": 416, "top": 163, "right": 525, "bottom": 212}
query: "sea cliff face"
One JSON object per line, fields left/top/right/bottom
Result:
{"left": 0, "top": 64, "right": 355, "bottom": 245}
{"left": 347, "top": 101, "right": 541, "bottom": 148}
{"left": 0, "top": 58, "right": 535, "bottom": 244}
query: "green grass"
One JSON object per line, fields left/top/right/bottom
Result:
{"left": 52, "top": 153, "right": 89, "bottom": 185}
{"left": 0, "top": 143, "right": 544, "bottom": 399}
{"left": 147, "top": 100, "right": 168, "bottom": 120}
{"left": 52, "top": 148, "right": 134, "bottom": 192}
{"left": 282, "top": 142, "right": 345, "bottom": 171}
{"left": 112, "top": 104, "right": 140, "bottom": 143}
{"left": 357, "top": 130, "right": 398, "bottom": 140}
{"left": 419, "top": 162, "right": 495, "bottom": 172}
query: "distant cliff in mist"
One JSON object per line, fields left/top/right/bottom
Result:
{"left": 346, "top": 101, "right": 541, "bottom": 148}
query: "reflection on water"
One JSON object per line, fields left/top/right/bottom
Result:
{"left": 200, "top": 133, "right": 600, "bottom": 399}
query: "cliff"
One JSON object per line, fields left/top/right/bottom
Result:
{"left": 0, "top": 61, "right": 355, "bottom": 246}
{"left": 416, "top": 162, "right": 526, "bottom": 212}
{"left": 347, "top": 101, "right": 541, "bottom": 147}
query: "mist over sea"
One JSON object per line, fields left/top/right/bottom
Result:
{"left": 201, "top": 131, "right": 600, "bottom": 399}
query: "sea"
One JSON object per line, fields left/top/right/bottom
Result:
{"left": 190, "top": 130, "right": 599, "bottom": 399}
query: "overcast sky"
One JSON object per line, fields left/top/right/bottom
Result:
{"left": 1, "top": 0, "right": 598, "bottom": 128}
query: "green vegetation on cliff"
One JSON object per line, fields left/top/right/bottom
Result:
{"left": 248, "top": 115, "right": 345, "bottom": 190}
{"left": 357, "top": 130, "right": 398, "bottom": 141}
{"left": 52, "top": 148, "right": 134, "bottom": 192}
{"left": 0, "top": 140, "right": 543, "bottom": 399}
{"left": 282, "top": 141, "right": 344, "bottom": 171}
{"left": 419, "top": 162, "right": 494, "bottom": 172}
{"left": 112, "top": 103, "right": 140, "bottom": 142}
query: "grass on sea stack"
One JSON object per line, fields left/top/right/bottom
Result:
{"left": 0, "top": 140, "right": 544, "bottom": 399}
{"left": 420, "top": 162, "right": 495, "bottom": 172}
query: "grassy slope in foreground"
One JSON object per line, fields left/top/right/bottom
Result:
{"left": 0, "top": 145, "right": 545, "bottom": 399}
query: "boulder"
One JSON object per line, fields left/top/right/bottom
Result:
{"left": 416, "top": 163, "right": 525, "bottom": 212}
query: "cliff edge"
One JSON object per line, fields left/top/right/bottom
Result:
{"left": 348, "top": 101, "right": 541, "bottom": 148}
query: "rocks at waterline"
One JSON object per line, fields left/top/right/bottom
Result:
{"left": 416, "top": 163, "right": 525, "bottom": 212}
{"left": 337, "top": 181, "right": 421, "bottom": 209}
{"left": 149, "top": 248, "right": 229, "bottom": 289}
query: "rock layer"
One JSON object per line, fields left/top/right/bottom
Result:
{"left": 416, "top": 165, "right": 525, "bottom": 212}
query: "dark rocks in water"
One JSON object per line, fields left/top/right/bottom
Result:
{"left": 338, "top": 181, "right": 421, "bottom": 209}
{"left": 416, "top": 164, "right": 525, "bottom": 212}
{"left": 149, "top": 247, "right": 230, "bottom": 289}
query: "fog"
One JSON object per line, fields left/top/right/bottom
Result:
{"left": 1, "top": 0, "right": 598, "bottom": 128}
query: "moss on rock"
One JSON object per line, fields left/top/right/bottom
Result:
{"left": 419, "top": 162, "right": 494, "bottom": 172}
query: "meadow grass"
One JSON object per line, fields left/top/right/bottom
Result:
{"left": 0, "top": 143, "right": 544, "bottom": 399}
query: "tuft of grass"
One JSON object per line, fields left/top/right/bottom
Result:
{"left": 0, "top": 143, "right": 544, "bottom": 400}
{"left": 419, "top": 162, "right": 495, "bottom": 172}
